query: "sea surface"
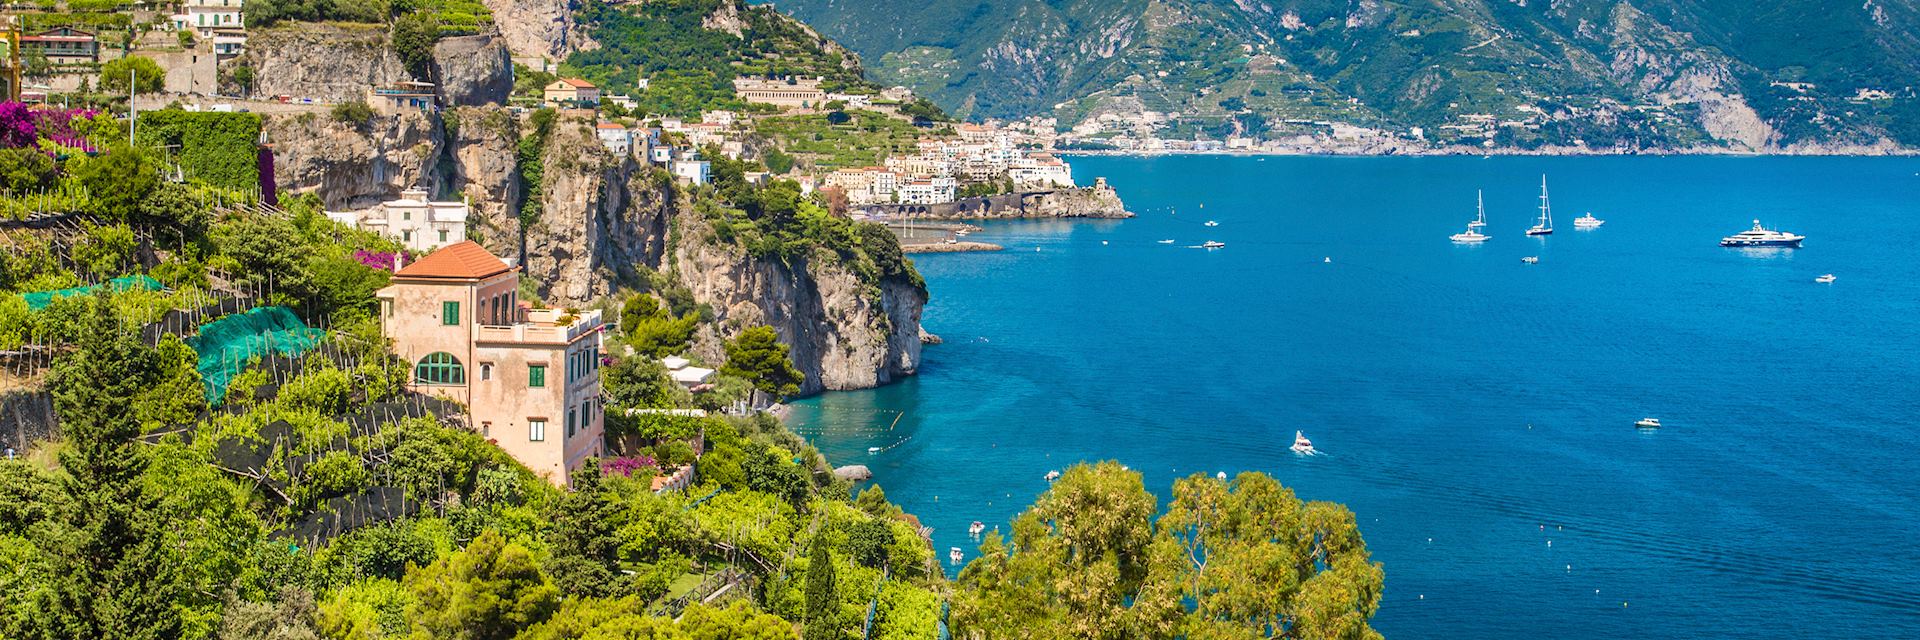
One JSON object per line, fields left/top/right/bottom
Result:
{"left": 787, "top": 155, "right": 1920, "bottom": 639}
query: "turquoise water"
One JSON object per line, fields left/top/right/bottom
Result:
{"left": 788, "top": 156, "right": 1920, "bottom": 638}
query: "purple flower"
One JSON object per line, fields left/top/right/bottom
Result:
{"left": 353, "top": 250, "right": 401, "bottom": 271}
{"left": 0, "top": 103, "right": 37, "bottom": 148}
{"left": 602, "top": 456, "right": 658, "bottom": 477}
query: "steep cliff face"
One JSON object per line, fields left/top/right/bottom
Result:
{"left": 239, "top": 25, "right": 408, "bottom": 102}
{"left": 442, "top": 107, "right": 522, "bottom": 248}
{"left": 432, "top": 34, "right": 516, "bottom": 107}
{"left": 265, "top": 110, "right": 443, "bottom": 210}
{"left": 519, "top": 118, "right": 669, "bottom": 304}
{"left": 481, "top": 0, "right": 595, "bottom": 59}
{"left": 238, "top": 26, "right": 513, "bottom": 106}
{"left": 672, "top": 221, "right": 925, "bottom": 395}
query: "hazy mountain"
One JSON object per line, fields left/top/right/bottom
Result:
{"left": 764, "top": 0, "right": 1920, "bottom": 150}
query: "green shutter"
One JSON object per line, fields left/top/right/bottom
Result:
{"left": 442, "top": 301, "right": 459, "bottom": 325}
{"left": 529, "top": 365, "right": 546, "bottom": 388}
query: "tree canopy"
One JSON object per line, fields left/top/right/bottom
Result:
{"left": 721, "top": 325, "right": 804, "bottom": 398}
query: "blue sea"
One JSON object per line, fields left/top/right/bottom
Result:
{"left": 788, "top": 156, "right": 1920, "bottom": 638}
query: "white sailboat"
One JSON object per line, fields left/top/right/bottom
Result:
{"left": 1451, "top": 190, "right": 1491, "bottom": 243}
{"left": 1526, "top": 176, "right": 1554, "bottom": 236}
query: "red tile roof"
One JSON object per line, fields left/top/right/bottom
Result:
{"left": 560, "top": 78, "right": 596, "bottom": 89}
{"left": 395, "top": 241, "right": 513, "bottom": 280}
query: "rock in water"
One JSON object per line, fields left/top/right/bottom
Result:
{"left": 833, "top": 465, "right": 873, "bottom": 482}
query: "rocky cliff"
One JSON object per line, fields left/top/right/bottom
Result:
{"left": 236, "top": 25, "right": 514, "bottom": 106}
{"left": 480, "top": 0, "right": 595, "bottom": 60}
{"left": 672, "top": 221, "right": 925, "bottom": 395}
{"left": 516, "top": 117, "right": 669, "bottom": 304}
{"left": 237, "top": 25, "right": 408, "bottom": 103}
{"left": 265, "top": 109, "right": 443, "bottom": 210}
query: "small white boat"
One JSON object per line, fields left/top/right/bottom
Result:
{"left": 1101, "top": 240, "right": 1109, "bottom": 245}
{"left": 1216, "top": 471, "right": 1228, "bottom": 480}
{"left": 968, "top": 521, "right": 986, "bottom": 537}
{"left": 1573, "top": 212, "right": 1604, "bottom": 228}
{"left": 1043, "top": 470, "right": 1061, "bottom": 482}
{"left": 1202, "top": 241, "right": 1226, "bottom": 249}
{"left": 1158, "top": 239, "right": 1176, "bottom": 244}
{"left": 1527, "top": 176, "right": 1555, "bottom": 236}
{"left": 1815, "top": 274, "right": 1837, "bottom": 283}
{"left": 949, "top": 547, "right": 964, "bottom": 564}
{"left": 1635, "top": 418, "right": 1661, "bottom": 429}
{"left": 1290, "top": 431, "right": 1316, "bottom": 455}
{"left": 867, "top": 446, "right": 881, "bottom": 454}
{"left": 1204, "top": 220, "right": 1219, "bottom": 227}
{"left": 1522, "top": 256, "right": 1540, "bottom": 264}
{"left": 1324, "top": 257, "right": 1332, "bottom": 263}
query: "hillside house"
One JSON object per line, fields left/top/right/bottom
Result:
{"left": 733, "top": 76, "right": 826, "bottom": 108}
{"left": 596, "top": 122, "right": 633, "bottom": 155}
{"left": 173, "top": 0, "right": 246, "bottom": 38}
{"left": 325, "top": 187, "right": 468, "bottom": 252}
{"left": 19, "top": 27, "right": 97, "bottom": 64}
{"left": 376, "top": 242, "right": 607, "bottom": 487}
{"left": 543, "top": 78, "right": 600, "bottom": 107}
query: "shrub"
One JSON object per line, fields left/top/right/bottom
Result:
{"left": 331, "top": 101, "right": 375, "bottom": 125}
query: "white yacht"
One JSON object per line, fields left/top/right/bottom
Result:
{"left": 1573, "top": 212, "right": 1604, "bottom": 228}
{"left": 1202, "top": 241, "right": 1227, "bottom": 249}
{"left": 1815, "top": 274, "right": 1837, "bottom": 283}
{"left": 1521, "top": 256, "right": 1540, "bottom": 264}
{"left": 1720, "top": 219, "right": 1804, "bottom": 247}
{"left": 1158, "top": 239, "right": 1176, "bottom": 244}
{"left": 949, "top": 547, "right": 964, "bottom": 565}
{"left": 1290, "top": 431, "right": 1316, "bottom": 455}
{"left": 1635, "top": 418, "right": 1662, "bottom": 429}
{"left": 969, "top": 521, "right": 986, "bottom": 537}
{"left": 1451, "top": 191, "right": 1492, "bottom": 242}
{"left": 1526, "top": 176, "right": 1554, "bottom": 236}
{"left": 1204, "top": 220, "right": 1220, "bottom": 227}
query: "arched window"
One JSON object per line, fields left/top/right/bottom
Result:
{"left": 414, "top": 352, "right": 465, "bottom": 385}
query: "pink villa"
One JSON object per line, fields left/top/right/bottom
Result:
{"left": 377, "top": 241, "right": 606, "bottom": 486}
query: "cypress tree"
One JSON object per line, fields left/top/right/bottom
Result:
{"left": 34, "top": 292, "right": 186, "bottom": 640}
{"left": 802, "top": 535, "right": 838, "bottom": 640}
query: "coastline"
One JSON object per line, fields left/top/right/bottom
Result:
{"left": 903, "top": 241, "right": 1004, "bottom": 254}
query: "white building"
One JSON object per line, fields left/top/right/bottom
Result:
{"left": 672, "top": 159, "right": 711, "bottom": 186}
{"left": 595, "top": 122, "right": 632, "bottom": 155}
{"left": 701, "top": 110, "right": 736, "bottom": 126}
{"left": 174, "top": 0, "right": 245, "bottom": 38}
{"left": 661, "top": 356, "right": 715, "bottom": 389}
{"left": 896, "top": 176, "right": 957, "bottom": 205}
{"left": 326, "top": 187, "right": 470, "bottom": 252}
{"left": 1007, "top": 154, "right": 1074, "bottom": 188}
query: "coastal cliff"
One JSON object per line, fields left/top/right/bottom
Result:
{"left": 265, "top": 108, "right": 443, "bottom": 210}
{"left": 672, "top": 218, "right": 925, "bottom": 395}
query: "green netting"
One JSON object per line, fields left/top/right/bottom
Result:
{"left": 20, "top": 275, "right": 162, "bottom": 311}
{"left": 189, "top": 306, "right": 325, "bottom": 406}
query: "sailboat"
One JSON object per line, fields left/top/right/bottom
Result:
{"left": 1451, "top": 190, "right": 1491, "bottom": 243}
{"left": 1526, "top": 176, "right": 1554, "bottom": 236}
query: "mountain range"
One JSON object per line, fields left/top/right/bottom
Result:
{"left": 763, "top": 0, "right": 1920, "bottom": 151}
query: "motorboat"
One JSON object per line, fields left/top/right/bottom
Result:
{"left": 1522, "top": 256, "right": 1540, "bottom": 264}
{"left": 949, "top": 547, "right": 964, "bottom": 565}
{"left": 1815, "top": 273, "right": 1837, "bottom": 283}
{"left": 1158, "top": 239, "right": 1176, "bottom": 244}
{"left": 969, "top": 521, "right": 986, "bottom": 537}
{"left": 1450, "top": 227, "right": 1490, "bottom": 243}
{"left": 1202, "top": 241, "right": 1226, "bottom": 249}
{"left": 1526, "top": 176, "right": 1554, "bottom": 236}
{"left": 1290, "top": 431, "right": 1316, "bottom": 455}
{"left": 867, "top": 446, "right": 881, "bottom": 454}
{"left": 1204, "top": 220, "right": 1220, "bottom": 227}
{"left": 1720, "top": 220, "right": 1804, "bottom": 247}
{"left": 1573, "top": 212, "right": 1604, "bottom": 228}
{"left": 1044, "top": 470, "right": 1061, "bottom": 482}
{"left": 1635, "top": 418, "right": 1661, "bottom": 429}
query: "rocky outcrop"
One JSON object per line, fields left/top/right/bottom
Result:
{"left": 480, "top": 0, "right": 594, "bottom": 60}
{"left": 431, "top": 34, "right": 515, "bottom": 107}
{"left": 265, "top": 109, "right": 443, "bottom": 210}
{"left": 0, "top": 388, "right": 55, "bottom": 453}
{"left": 443, "top": 106, "right": 522, "bottom": 248}
{"left": 238, "top": 25, "right": 407, "bottom": 102}
{"left": 855, "top": 182, "right": 1132, "bottom": 220}
{"left": 518, "top": 116, "right": 669, "bottom": 303}
{"left": 673, "top": 220, "right": 925, "bottom": 395}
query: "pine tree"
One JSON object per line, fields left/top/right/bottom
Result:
{"left": 34, "top": 293, "right": 186, "bottom": 640}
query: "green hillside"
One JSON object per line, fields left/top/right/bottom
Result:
{"left": 765, "top": 0, "right": 1920, "bottom": 149}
